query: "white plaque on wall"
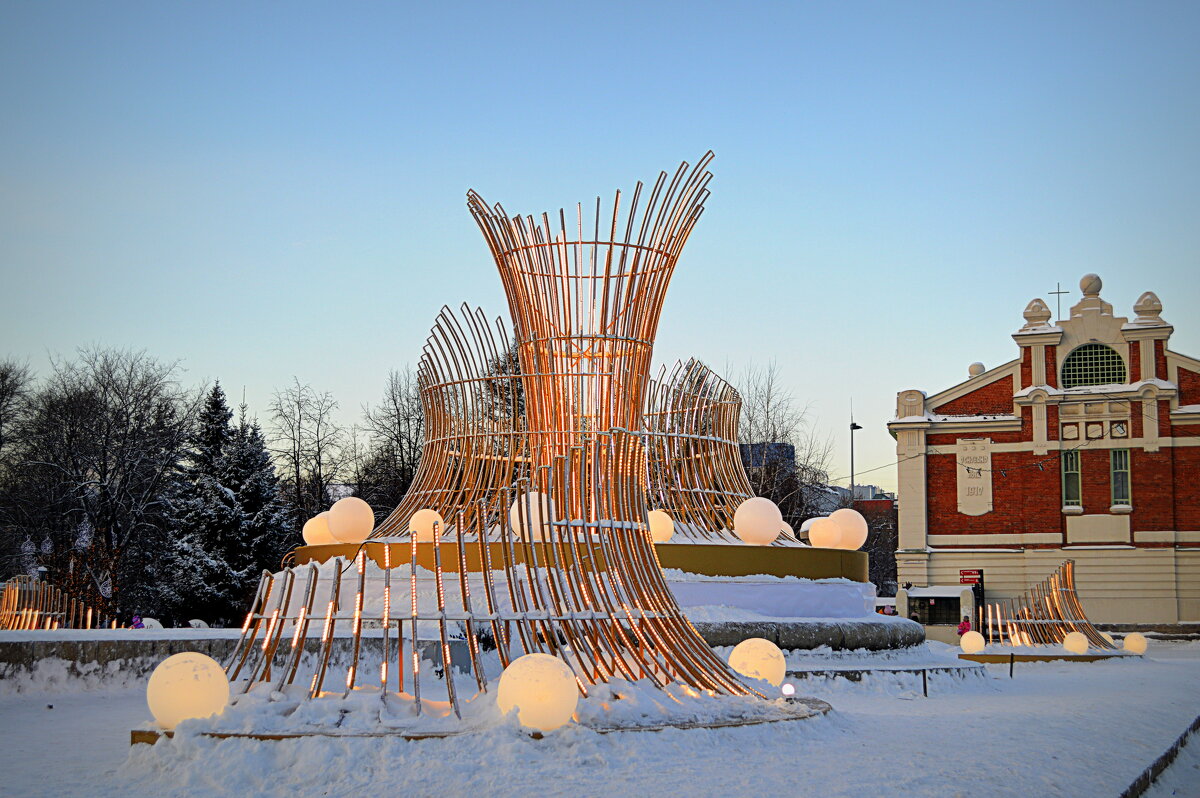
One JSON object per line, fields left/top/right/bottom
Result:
{"left": 957, "top": 438, "right": 993, "bottom": 516}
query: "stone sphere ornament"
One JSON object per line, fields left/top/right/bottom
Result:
{"left": 780, "top": 521, "right": 795, "bottom": 540}
{"left": 496, "top": 653, "right": 579, "bottom": 732}
{"left": 146, "top": 652, "right": 230, "bottom": 730}
{"left": 1062, "top": 631, "right": 1089, "bottom": 655}
{"left": 1100, "top": 632, "right": 1115, "bottom": 646}
{"left": 1123, "top": 632, "right": 1148, "bottom": 655}
{"left": 733, "top": 497, "right": 783, "bottom": 546}
{"left": 301, "top": 512, "right": 336, "bottom": 546}
{"left": 728, "top": 637, "right": 787, "bottom": 686}
{"left": 830, "top": 508, "right": 869, "bottom": 550}
{"left": 508, "top": 492, "right": 556, "bottom": 541}
{"left": 960, "top": 631, "right": 986, "bottom": 654}
{"left": 807, "top": 517, "right": 843, "bottom": 549}
{"left": 647, "top": 510, "right": 674, "bottom": 543}
{"left": 328, "top": 497, "right": 375, "bottom": 544}
{"left": 409, "top": 508, "right": 444, "bottom": 542}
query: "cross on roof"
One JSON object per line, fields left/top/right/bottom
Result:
{"left": 1048, "top": 282, "right": 1070, "bottom": 321}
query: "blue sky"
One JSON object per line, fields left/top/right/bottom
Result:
{"left": 2, "top": 1, "right": 1198, "bottom": 491}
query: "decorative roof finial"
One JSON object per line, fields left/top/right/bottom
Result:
{"left": 1131, "top": 290, "right": 1165, "bottom": 326}
{"left": 1022, "top": 298, "right": 1053, "bottom": 329}
{"left": 1080, "top": 273, "right": 1102, "bottom": 297}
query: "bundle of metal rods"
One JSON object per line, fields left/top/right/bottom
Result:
{"left": 0, "top": 574, "right": 118, "bottom": 630}
{"left": 982, "top": 560, "right": 1115, "bottom": 649}
{"left": 227, "top": 430, "right": 755, "bottom": 723}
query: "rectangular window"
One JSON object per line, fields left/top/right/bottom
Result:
{"left": 1062, "top": 450, "right": 1081, "bottom": 507}
{"left": 1111, "top": 449, "right": 1131, "bottom": 505}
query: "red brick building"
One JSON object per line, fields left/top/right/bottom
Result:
{"left": 888, "top": 274, "right": 1200, "bottom": 623}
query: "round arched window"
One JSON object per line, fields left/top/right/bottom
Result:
{"left": 1061, "top": 343, "right": 1126, "bottom": 388}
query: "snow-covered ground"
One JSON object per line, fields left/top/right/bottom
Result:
{"left": 0, "top": 640, "right": 1197, "bottom": 797}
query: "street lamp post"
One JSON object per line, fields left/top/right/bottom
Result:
{"left": 850, "top": 419, "right": 862, "bottom": 503}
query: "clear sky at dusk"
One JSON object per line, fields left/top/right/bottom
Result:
{"left": 2, "top": 1, "right": 1198, "bottom": 492}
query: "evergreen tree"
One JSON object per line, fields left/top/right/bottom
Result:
{"left": 169, "top": 383, "right": 291, "bottom": 625}
{"left": 224, "top": 406, "right": 292, "bottom": 582}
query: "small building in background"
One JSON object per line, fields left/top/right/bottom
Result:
{"left": 888, "top": 274, "right": 1200, "bottom": 624}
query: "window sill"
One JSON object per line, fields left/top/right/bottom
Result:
{"left": 1110, "top": 504, "right": 1133, "bottom": 515}
{"left": 1062, "top": 506, "right": 1084, "bottom": 516}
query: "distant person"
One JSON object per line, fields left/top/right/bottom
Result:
{"left": 909, "top": 613, "right": 920, "bottom": 623}
{"left": 130, "top": 615, "right": 145, "bottom": 629}
{"left": 957, "top": 615, "right": 971, "bottom": 637}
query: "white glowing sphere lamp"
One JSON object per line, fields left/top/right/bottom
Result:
{"left": 1062, "top": 631, "right": 1089, "bottom": 655}
{"left": 146, "top": 652, "right": 230, "bottom": 730}
{"left": 728, "top": 637, "right": 787, "bottom": 687}
{"left": 830, "top": 508, "right": 869, "bottom": 550}
{"left": 1100, "top": 632, "right": 1115, "bottom": 646}
{"left": 508, "top": 492, "right": 556, "bottom": 542}
{"left": 409, "top": 508, "right": 444, "bottom": 542}
{"left": 496, "top": 653, "right": 579, "bottom": 732}
{"left": 733, "top": 497, "right": 783, "bottom": 546}
{"left": 1123, "top": 632, "right": 1148, "bottom": 655}
{"left": 960, "top": 630, "right": 986, "bottom": 654}
{"left": 327, "top": 496, "right": 375, "bottom": 544}
{"left": 807, "top": 516, "right": 843, "bottom": 549}
{"left": 647, "top": 510, "right": 674, "bottom": 543}
{"left": 301, "top": 512, "right": 336, "bottom": 546}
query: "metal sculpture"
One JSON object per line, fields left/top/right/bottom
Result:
{"left": 983, "top": 560, "right": 1116, "bottom": 649}
{"left": 644, "top": 359, "right": 754, "bottom": 541}
{"left": 222, "top": 154, "right": 830, "bottom": 733}
{"left": 372, "top": 304, "right": 526, "bottom": 538}
{"left": 0, "top": 575, "right": 118, "bottom": 630}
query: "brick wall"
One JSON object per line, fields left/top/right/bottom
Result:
{"left": 1045, "top": 346, "right": 1058, "bottom": 388}
{"left": 1174, "top": 447, "right": 1200, "bottom": 530}
{"left": 933, "top": 377, "right": 1014, "bottom": 416}
{"left": 1131, "top": 449, "right": 1175, "bottom": 532}
{"left": 1080, "top": 449, "right": 1112, "bottom": 516}
{"left": 1130, "top": 343, "right": 1142, "bottom": 382}
{"left": 1155, "top": 340, "right": 1168, "bottom": 381}
{"left": 925, "top": 448, "right": 1061, "bottom": 540}
{"left": 1178, "top": 367, "right": 1200, "bottom": 405}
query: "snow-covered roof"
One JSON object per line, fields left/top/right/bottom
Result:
{"left": 906, "top": 586, "right": 970, "bottom": 599}
{"left": 1013, "top": 378, "right": 1176, "bottom": 399}
{"left": 890, "top": 413, "right": 1020, "bottom": 425}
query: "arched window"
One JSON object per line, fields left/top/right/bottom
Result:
{"left": 1061, "top": 343, "right": 1126, "bottom": 388}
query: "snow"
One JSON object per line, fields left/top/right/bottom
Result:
{"left": 905, "top": 585, "right": 970, "bottom": 598}
{"left": 2, "top": 640, "right": 1198, "bottom": 796}
{"left": 1145, "top": 727, "right": 1200, "bottom": 798}
{"left": 891, "top": 413, "right": 1020, "bottom": 424}
{"left": 1013, "top": 378, "right": 1176, "bottom": 398}
{"left": 664, "top": 568, "right": 876, "bottom": 618}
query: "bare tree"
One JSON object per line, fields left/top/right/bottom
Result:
{"left": 736, "top": 361, "right": 803, "bottom": 447}
{"left": 0, "top": 359, "right": 33, "bottom": 457}
{"left": 0, "top": 359, "right": 34, "bottom": 575}
{"left": 733, "top": 361, "right": 834, "bottom": 527}
{"left": 268, "top": 378, "right": 347, "bottom": 527}
{"left": 0, "top": 348, "right": 197, "bottom": 612}
{"left": 349, "top": 367, "right": 424, "bottom": 513}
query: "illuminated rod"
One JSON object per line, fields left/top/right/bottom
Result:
{"left": 291, "top": 607, "right": 307, "bottom": 648}
{"left": 262, "top": 610, "right": 279, "bottom": 651}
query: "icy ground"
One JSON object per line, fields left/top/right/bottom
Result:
{"left": 1, "top": 641, "right": 1198, "bottom": 798}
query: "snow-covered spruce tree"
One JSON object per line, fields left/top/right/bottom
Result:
{"left": 169, "top": 384, "right": 291, "bottom": 626}
{"left": 224, "top": 404, "right": 292, "bottom": 596}
{"left": 168, "top": 383, "right": 243, "bottom": 624}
